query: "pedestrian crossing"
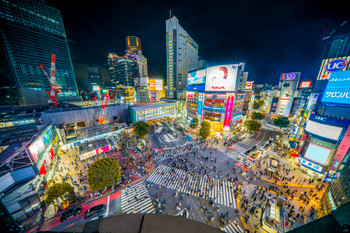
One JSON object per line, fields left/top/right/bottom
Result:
{"left": 121, "top": 182, "right": 155, "bottom": 214}
{"left": 147, "top": 165, "right": 237, "bottom": 208}
{"left": 224, "top": 222, "right": 244, "bottom": 233}
{"left": 220, "top": 148, "right": 255, "bottom": 169}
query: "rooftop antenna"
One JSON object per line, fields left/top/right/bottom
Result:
{"left": 170, "top": 10, "right": 172, "bottom": 19}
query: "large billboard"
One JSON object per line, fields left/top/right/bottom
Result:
{"left": 28, "top": 136, "right": 45, "bottom": 163}
{"left": 276, "top": 72, "right": 300, "bottom": 116}
{"left": 205, "top": 64, "right": 238, "bottom": 91}
{"left": 245, "top": 81, "right": 253, "bottom": 90}
{"left": 299, "top": 81, "right": 312, "bottom": 89}
{"left": 304, "top": 143, "right": 332, "bottom": 165}
{"left": 149, "top": 79, "right": 163, "bottom": 91}
{"left": 305, "top": 120, "right": 344, "bottom": 141}
{"left": 188, "top": 69, "right": 206, "bottom": 85}
{"left": 317, "top": 56, "right": 350, "bottom": 80}
{"left": 322, "top": 70, "right": 350, "bottom": 105}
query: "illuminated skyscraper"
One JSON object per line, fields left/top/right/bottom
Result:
{"left": 166, "top": 16, "right": 199, "bottom": 99}
{"left": 0, "top": 0, "right": 80, "bottom": 105}
{"left": 126, "top": 36, "right": 142, "bottom": 55}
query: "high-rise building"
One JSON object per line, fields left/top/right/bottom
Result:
{"left": 87, "top": 66, "right": 102, "bottom": 98}
{"left": 0, "top": 0, "right": 81, "bottom": 105}
{"left": 107, "top": 53, "right": 138, "bottom": 87}
{"left": 323, "top": 33, "right": 350, "bottom": 59}
{"left": 166, "top": 16, "right": 199, "bottom": 99}
{"left": 126, "top": 36, "right": 142, "bottom": 55}
{"left": 275, "top": 72, "right": 300, "bottom": 117}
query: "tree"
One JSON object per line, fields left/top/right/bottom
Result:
{"left": 199, "top": 121, "right": 210, "bottom": 139}
{"left": 245, "top": 120, "right": 262, "bottom": 132}
{"left": 132, "top": 121, "right": 150, "bottom": 139}
{"left": 251, "top": 111, "right": 265, "bottom": 120}
{"left": 274, "top": 116, "right": 290, "bottom": 128}
{"left": 190, "top": 117, "right": 199, "bottom": 129}
{"left": 45, "top": 183, "right": 74, "bottom": 205}
{"left": 253, "top": 99, "right": 265, "bottom": 110}
{"left": 88, "top": 157, "right": 121, "bottom": 191}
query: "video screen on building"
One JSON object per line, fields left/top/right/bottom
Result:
{"left": 28, "top": 136, "right": 46, "bottom": 162}
{"left": 304, "top": 143, "right": 332, "bottom": 165}
{"left": 322, "top": 70, "right": 350, "bottom": 105}
{"left": 205, "top": 65, "right": 238, "bottom": 91}
{"left": 305, "top": 120, "right": 343, "bottom": 141}
{"left": 188, "top": 69, "right": 206, "bottom": 85}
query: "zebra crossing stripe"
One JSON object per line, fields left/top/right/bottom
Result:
{"left": 121, "top": 182, "right": 155, "bottom": 214}
{"left": 148, "top": 165, "right": 237, "bottom": 208}
{"left": 224, "top": 222, "right": 244, "bottom": 233}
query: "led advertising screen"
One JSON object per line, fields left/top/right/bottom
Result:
{"left": 28, "top": 136, "right": 46, "bottom": 163}
{"left": 187, "top": 84, "right": 205, "bottom": 91}
{"left": 188, "top": 69, "right": 206, "bottom": 85}
{"left": 322, "top": 70, "right": 350, "bottom": 105}
{"left": 317, "top": 56, "right": 350, "bottom": 80}
{"left": 304, "top": 143, "right": 332, "bottom": 165}
{"left": 305, "top": 120, "right": 343, "bottom": 141}
{"left": 299, "top": 81, "right": 312, "bottom": 89}
{"left": 223, "top": 95, "right": 234, "bottom": 130}
{"left": 155, "top": 79, "right": 163, "bottom": 90}
{"left": 205, "top": 64, "right": 238, "bottom": 91}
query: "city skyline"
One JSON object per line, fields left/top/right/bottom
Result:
{"left": 49, "top": 0, "right": 349, "bottom": 85}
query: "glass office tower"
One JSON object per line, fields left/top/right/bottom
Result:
{"left": 0, "top": 0, "right": 80, "bottom": 105}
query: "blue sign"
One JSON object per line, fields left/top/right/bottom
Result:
{"left": 298, "top": 157, "right": 323, "bottom": 173}
{"left": 198, "top": 94, "right": 203, "bottom": 116}
{"left": 325, "top": 59, "right": 348, "bottom": 72}
{"left": 187, "top": 84, "right": 205, "bottom": 91}
{"left": 322, "top": 70, "right": 350, "bottom": 105}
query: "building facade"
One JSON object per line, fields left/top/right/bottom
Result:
{"left": 166, "top": 16, "right": 199, "bottom": 99}
{"left": 0, "top": 0, "right": 80, "bottom": 105}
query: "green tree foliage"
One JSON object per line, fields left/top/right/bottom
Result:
{"left": 253, "top": 99, "right": 265, "bottom": 110}
{"left": 245, "top": 120, "right": 262, "bottom": 132}
{"left": 190, "top": 118, "right": 199, "bottom": 129}
{"left": 273, "top": 116, "right": 290, "bottom": 128}
{"left": 199, "top": 121, "right": 210, "bottom": 139}
{"left": 88, "top": 158, "right": 121, "bottom": 191}
{"left": 251, "top": 111, "right": 265, "bottom": 120}
{"left": 45, "top": 183, "right": 74, "bottom": 205}
{"left": 132, "top": 121, "right": 150, "bottom": 139}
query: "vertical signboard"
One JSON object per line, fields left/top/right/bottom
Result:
{"left": 198, "top": 93, "right": 203, "bottom": 118}
{"left": 332, "top": 126, "right": 350, "bottom": 169}
{"left": 223, "top": 95, "right": 235, "bottom": 130}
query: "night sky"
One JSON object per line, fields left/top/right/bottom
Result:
{"left": 48, "top": 0, "right": 350, "bottom": 86}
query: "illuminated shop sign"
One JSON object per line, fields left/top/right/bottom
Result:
{"left": 322, "top": 70, "right": 350, "bottom": 105}
{"left": 299, "top": 81, "right": 312, "bottom": 89}
{"left": 298, "top": 157, "right": 323, "bottom": 173}
{"left": 325, "top": 59, "right": 348, "bottom": 72}
{"left": 223, "top": 95, "right": 234, "bottom": 130}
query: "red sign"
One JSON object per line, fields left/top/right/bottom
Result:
{"left": 96, "top": 145, "right": 110, "bottom": 155}
{"left": 332, "top": 126, "right": 350, "bottom": 169}
{"left": 187, "top": 93, "right": 193, "bottom": 99}
{"left": 299, "top": 81, "right": 312, "bottom": 89}
{"left": 39, "top": 163, "right": 47, "bottom": 175}
{"left": 48, "top": 147, "right": 55, "bottom": 160}
{"left": 223, "top": 95, "right": 234, "bottom": 130}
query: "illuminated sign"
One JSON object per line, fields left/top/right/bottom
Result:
{"left": 149, "top": 79, "right": 156, "bottom": 90}
{"left": 281, "top": 73, "right": 298, "bottom": 81}
{"left": 198, "top": 94, "right": 203, "bottom": 116}
{"left": 322, "top": 70, "right": 350, "bottom": 105}
{"left": 205, "top": 65, "right": 238, "bottom": 91}
{"left": 187, "top": 84, "right": 205, "bottom": 91}
{"left": 325, "top": 59, "right": 348, "bottom": 72}
{"left": 28, "top": 136, "right": 45, "bottom": 163}
{"left": 299, "top": 81, "right": 312, "bottom": 89}
{"left": 188, "top": 69, "right": 206, "bottom": 85}
{"left": 96, "top": 145, "right": 110, "bottom": 155}
{"left": 317, "top": 56, "right": 350, "bottom": 80}
{"left": 187, "top": 93, "right": 193, "bottom": 99}
{"left": 223, "top": 95, "right": 234, "bottom": 130}
{"left": 298, "top": 157, "right": 323, "bottom": 173}
{"left": 332, "top": 126, "right": 350, "bottom": 169}
{"left": 245, "top": 81, "right": 253, "bottom": 90}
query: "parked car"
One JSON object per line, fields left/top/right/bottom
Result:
{"left": 82, "top": 204, "right": 105, "bottom": 219}
{"left": 60, "top": 207, "right": 82, "bottom": 222}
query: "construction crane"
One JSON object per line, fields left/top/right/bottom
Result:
{"left": 97, "top": 90, "right": 112, "bottom": 124}
{"left": 39, "top": 54, "right": 61, "bottom": 106}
